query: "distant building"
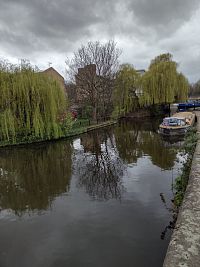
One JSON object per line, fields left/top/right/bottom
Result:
{"left": 42, "top": 67, "right": 66, "bottom": 94}
{"left": 75, "top": 64, "right": 97, "bottom": 103}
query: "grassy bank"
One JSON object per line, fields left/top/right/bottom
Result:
{"left": 0, "top": 119, "right": 117, "bottom": 148}
{"left": 174, "top": 128, "right": 198, "bottom": 207}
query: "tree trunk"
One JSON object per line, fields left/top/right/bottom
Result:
{"left": 92, "top": 103, "right": 97, "bottom": 123}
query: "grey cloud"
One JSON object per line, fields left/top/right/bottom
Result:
{"left": 128, "top": 0, "right": 200, "bottom": 35}
{"left": 1, "top": 0, "right": 198, "bottom": 55}
{"left": 0, "top": 0, "right": 200, "bottom": 82}
{"left": 184, "top": 57, "right": 200, "bottom": 82}
{"left": 0, "top": 0, "right": 117, "bottom": 56}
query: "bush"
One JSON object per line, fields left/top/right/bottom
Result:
{"left": 174, "top": 127, "right": 197, "bottom": 206}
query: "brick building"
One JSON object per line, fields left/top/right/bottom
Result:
{"left": 42, "top": 67, "right": 66, "bottom": 95}
{"left": 75, "top": 64, "right": 97, "bottom": 103}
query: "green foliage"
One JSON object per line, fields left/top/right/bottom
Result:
{"left": 0, "top": 61, "right": 71, "bottom": 145}
{"left": 183, "top": 127, "right": 198, "bottom": 154}
{"left": 139, "top": 53, "right": 189, "bottom": 106}
{"left": 61, "top": 113, "right": 73, "bottom": 134}
{"left": 81, "top": 105, "right": 93, "bottom": 119}
{"left": 72, "top": 119, "right": 90, "bottom": 129}
{"left": 174, "top": 128, "right": 197, "bottom": 207}
{"left": 176, "top": 73, "right": 189, "bottom": 101}
{"left": 113, "top": 64, "right": 140, "bottom": 117}
{"left": 150, "top": 53, "right": 173, "bottom": 66}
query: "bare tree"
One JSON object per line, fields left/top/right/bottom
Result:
{"left": 189, "top": 80, "right": 200, "bottom": 97}
{"left": 66, "top": 40, "right": 122, "bottom": 121}
{"left": 74, "top": 129, "right": 125, "bottom": 200}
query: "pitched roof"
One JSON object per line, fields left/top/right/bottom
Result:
{"left": 42, "top": 67, "right": 64, "bottom": 80}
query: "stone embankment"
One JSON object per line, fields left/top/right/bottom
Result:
{"left": 163, "top": 111, "right": 200, "bottom": 267}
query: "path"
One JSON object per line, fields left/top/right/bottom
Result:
{"left": 163, "top": 111, "right": 200, "bottom": 267}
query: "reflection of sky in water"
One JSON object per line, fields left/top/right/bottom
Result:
{"left": 0, "top": 119, "right": 184, "bottom": 267}
{"left": 124, "top": 156, "right": 179, "bottom": 208}
{"left": 73, "top": 138, "right": 83, "bottom": 151}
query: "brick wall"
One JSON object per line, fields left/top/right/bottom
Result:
{"left": 42, "top": 67, "right": 66, "bottom": 94}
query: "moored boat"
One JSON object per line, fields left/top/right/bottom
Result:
{"left": 159, "top": 112, "right": 196, "bottom": 136}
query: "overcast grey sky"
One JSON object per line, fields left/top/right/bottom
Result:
{"left": 0, "top": 0, "right": 199, "bottom": 82}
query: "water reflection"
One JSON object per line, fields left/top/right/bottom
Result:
{"left": 75, "top": 129, "right": 125, "bottom": 200}
{"left": 0, "top": 119, "right": 180, "bottom": 213}
{"left": 0, "top": 142, "right": 72, "bottom": 215}
{"left": 74, "top": 119, "right": 179, "bottom": 201}
{"left": 115, "top": 119, "right": 178, "bottom": 170}
{"left": 0, "top": 119, "right": 182, "bottom": 267}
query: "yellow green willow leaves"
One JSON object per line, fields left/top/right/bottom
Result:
{"left": 0, "top": 64, "right": 70, "bottom": 144}
{"left": 113, "top": 64, "right": 140, "bottom": 117}
{"left": 139, "top": 53, "right": 189, "bottom": 106}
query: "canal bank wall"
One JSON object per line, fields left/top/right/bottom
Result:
{"left": 163, "top": 111, "right": 200, "bottom": 267}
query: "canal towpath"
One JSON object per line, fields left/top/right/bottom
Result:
{"left": 163, "top": 111, "right": 200, "bottom": 267}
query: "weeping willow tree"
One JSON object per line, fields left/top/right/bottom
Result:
{"left": 139, "top": 53, "right": 189, "bottom": 106}
{"left": 0, "top": 60, "right": 70, "bottom": 144}
{"left": 113, "top": 64, "right": 140, "bottom": 117}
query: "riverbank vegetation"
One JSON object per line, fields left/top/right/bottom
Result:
{"left": 112, "top": 53, "right": 189, "bottom": 118}
{"left": 113, "top": 64, "right": 140, "bottom": 117}
{"left": 66, "top": 42, "right": 189, "bottom": 122}
{"left": 66, "top": 40, "right": 121, "bottom": 122}
{"left": 139, "top": 53, "right": 188, "bottom": 106}
{"left": 0, "top": 42, "right": 190, "bottom": 147}
{"left": 0, "top": 60, "right": 71, "bottom": 146}
{"left": 174, "top": 128, "right": 198, "bottom": 207}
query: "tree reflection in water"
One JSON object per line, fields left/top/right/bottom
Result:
{"left": 0, "top": 141, "right": 72, "bottom": 215}
{"left": 75, "top": 128, "right": 125, "bottom": 200}
{"left": 75, "top": 119, "right": 180, "bottom": 201}
{"left": 114, "top": 119, "right": 178, "bottom": 170}
{"left": 114, "top": 118, "right": 182, "bottom": 240}
{"left": 0, "top": 118, "right": 181, "bottom": 215}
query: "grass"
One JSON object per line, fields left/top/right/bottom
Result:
{"left": 174, "top": 127, "right": 198, "bottom": 207}
{"left": 0, "top": 119, "right": 116, "bottom": 148}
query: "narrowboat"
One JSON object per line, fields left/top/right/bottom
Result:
{"left": 159, "top": 112, "right": 196, "bottom": 136}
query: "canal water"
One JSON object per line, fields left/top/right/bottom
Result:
{"left": 0, "top": 119, "right": 183, "bottom": 267}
